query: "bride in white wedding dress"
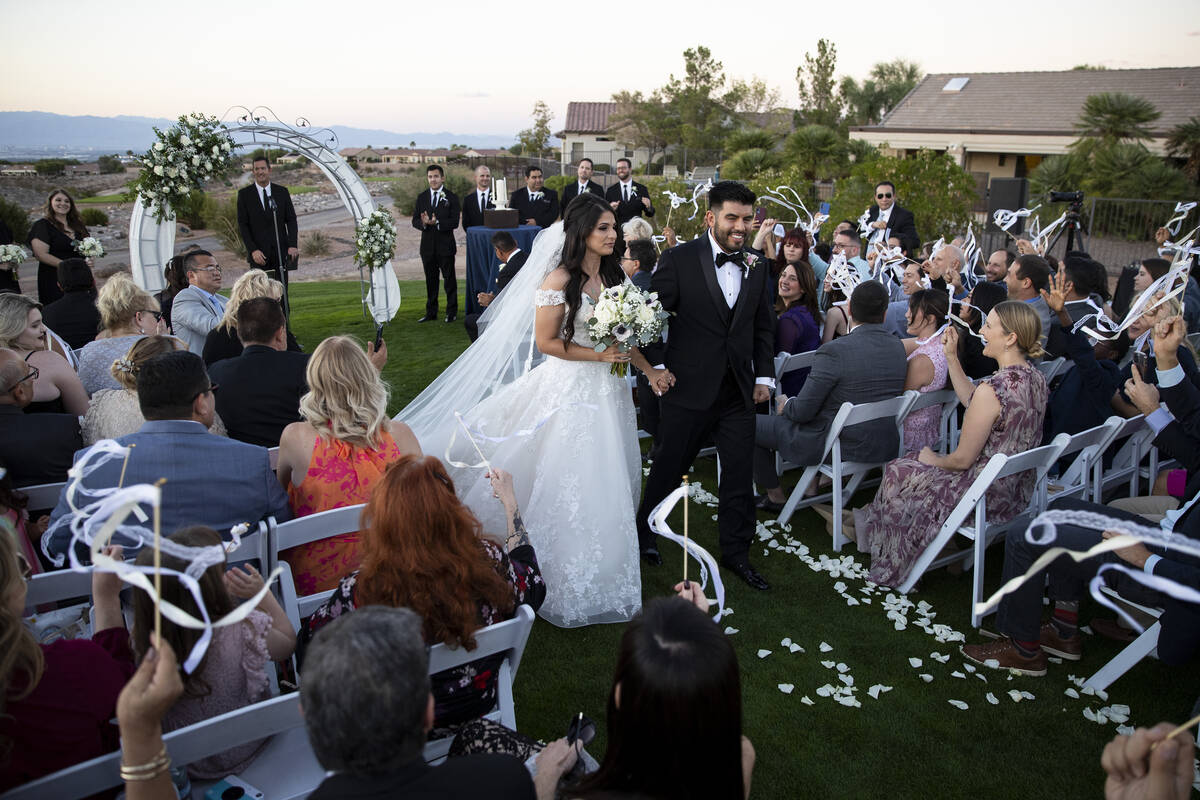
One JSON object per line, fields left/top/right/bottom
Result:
{"left": 397, "top": 194, "right": 667, "bottom": 627}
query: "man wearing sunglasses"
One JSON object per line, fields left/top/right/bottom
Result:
{"left": 0, "top": 348, "right": 82, "bottom": 486}
{"left": 865, "top": 181, "right": 918, "bottom": 255}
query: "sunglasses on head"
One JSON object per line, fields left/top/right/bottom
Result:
{"left": 877, "top": 193, "right": 893, "bottom": 199}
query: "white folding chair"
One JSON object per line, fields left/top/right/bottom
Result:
{"left": 0, "top": 693, "right": 323, "bottom": 800}
{"left": 776, "top": 392, "right": 919, "bottom": 551}
{"left": 1095, "top": 416, "right": 1153, "bottom": 500}
{"left": 23, "top": 568, "right": 94, "bottom": 609}
{"left": 904, "top": 388, "right": 959, "bottom": 455}
{"left": 17, "top": 481, "right": 66, "bottom": 512}
{"left": 422, "top": 604, "right": 537, "bottom": 764}
{"left": 1084, "top": 586, "right": 1163, "bottom": 691}
{"left": 1035, "top": 357, "right": 1067, "bottom": 383}
{"left": 896, "top": 434, "right": 1071, "bottom": 628}
{"left": 771, "top": 350, "right": 818, "bottom": 408}
{"left": 268, "top": 506, "right": 364, "bottom": 623}
{"left": 1045, "top": 417, "right": 1124, "bottom": 505}
{"left": 268, "top": 446, "right": 280, "bottom": 470}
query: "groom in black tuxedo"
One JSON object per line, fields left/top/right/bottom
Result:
{"left": 412, "top": 164, "right": 461, "bottom": 322}
{"left": 637, "top": 181, "right": 776, "bottom": 590}
{"left": 236, "top": 156, "right": 298, "bottom": 277}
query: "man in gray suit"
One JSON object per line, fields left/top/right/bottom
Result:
{"left": 171, "top": 250, "right": 226, "bottom": 353}
{"left": 44, "top": 350, "right": 290, "bottom": 563}
{"left": 754, "top": 281, "right": 908, "bottom": 511}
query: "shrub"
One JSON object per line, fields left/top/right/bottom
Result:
{"left": 212, "top": 196, "right": 247, "bottom": 260}
{"left": 301, "top": 230, "right": 332, "bottom": 257}
{"left": 721, "top": 148, "right": 781, "bottom": 180}
{"left": 543, "top": 175, "right": 573, "bottom": 195}
{"left": 171, "top": 190, "right": 220, "bottom": 229}
{"left": 387, "top": 165, "right": 474, "bottom": 215}
{"left": 0, "top": 196, "right": 31, "bottom": 243}
{"left": 80, "top": 208, "right": 109, "bottom": 227}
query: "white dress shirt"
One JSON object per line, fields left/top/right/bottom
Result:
{"left": 258, "top": 183, "right": 271, "bottom": 208}
{"left": 870, "top": 205, "right": 892, "bottom": 245}
{"left": 707, "top": 232, "right": 773, "bottom": 389}
{"left": 478, "top": 189, "right": 489, "bottom": 209}
{"left": 620, "top": 180, "right": 633, "bottom": 200}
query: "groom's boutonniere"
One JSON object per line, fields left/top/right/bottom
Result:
{"left": 742, "top": 252, "right": 759, "bottom": 279}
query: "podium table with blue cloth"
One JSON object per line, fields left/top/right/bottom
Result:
{"left": 464, "top": 225, "right": 542, "bottom": 314}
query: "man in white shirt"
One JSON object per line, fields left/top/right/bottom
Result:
{"left": 865, "top": 181, "right": 919, "bottom": 254}
{"left": 170, "top": 250, "right": 226, "bottom": 353}
{"left": 605, "top": 158, "right": 655, "bottom": 225}
{"left": 559, "top": 158, "right": 604, "bottom": 218}
{"left": 461, "top": 165, "right": 493, "bottom": 230}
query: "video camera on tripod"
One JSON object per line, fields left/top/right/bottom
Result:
{"left": 1044, "top": 190, "right": 1088, "bottom": 255}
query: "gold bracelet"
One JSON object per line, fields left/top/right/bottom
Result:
{"left": 120, "top": 747, "right": 171, "bottom": 781}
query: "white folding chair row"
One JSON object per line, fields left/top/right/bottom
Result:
{"left": 0, "top": 692, "right": 322, "bottom": 800}
{"left": 896, "top": 434, "right": 1071, "bottom": 628}
{"left": 17, "top": 481, "right": 66, "bottom": 512}
{"left": 1035, "top": 356, "right": 1067, "bottom": 383}
{"left": 771, "top": 350, "right": 818, "bottom": 410}
{"left": 904, "top": 388, "right": 960, "bottom": 455}
{"left": 1094, "top": 415, "right": 1153, "bottom": 500}
{"left": 1045, "top": 417, "right": 1125, "bottom": 505}
{"left": 776, "top": 392, "right": 920, "bottom": 552}
{"left": 1084, "top": 586, "right": 1163, "bottom": 691}
{"left": 267, "top": 505, "right": 364, "bottom": 620}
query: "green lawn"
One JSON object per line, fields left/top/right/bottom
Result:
{"left": 78, "top": 194, "right": 130, "bottom": 204}
{"left": 289, "top": 280, "right": 1196, "bottom": 799}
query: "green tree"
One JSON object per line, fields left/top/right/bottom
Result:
{"left": 840, "top": 59, "right": 922, "bottom": 126}
{"left": 727, "top": 76, "right": 782, "bottom": 115}
{"left": 1028, "top": 154, "right": 1086, "bottom": 198}
{"left": 661, "top": 46, "right": 739, "bottom": 154}
{"left": 1072, "top": 92, "right": 1161, "bottom": 147}
{"left": 609, "top": 89, "right": 676, "bottom": 167}
{"left": 516, "top": 100, "right": 554, "bottom": 159}
{"left": 724, "top": 129, "right": 778, "bottom": 154}
{"left": 1166, "top": 116, "right": 1200, "bottom": 183}
{"left": 784, "top": 125, "right": 847, "bottom": 180}
{"left": 97, "top": 154, "right": 125, "bottom": 174}
{"left": 0, "top": 195, "right": 30, "bottom": 243}
{"left": 795, "top": 39, "right": 841, "bottom": 128}
{"left": 721, "top": 148, "right": 781, "bottom": 180}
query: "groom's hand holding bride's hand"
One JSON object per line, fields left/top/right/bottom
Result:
{"left": 648, "top": 368, "right": 675, "bottom": 396}
{"left": 753, "top": 385, "right": 770, "bottom": 404}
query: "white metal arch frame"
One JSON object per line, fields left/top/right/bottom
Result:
{"left": 128, "top": 108, "right": 400, "bottom": 323}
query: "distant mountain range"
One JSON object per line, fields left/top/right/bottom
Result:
{"left": 0, "top": 111, "right": 519, "bottom": 158}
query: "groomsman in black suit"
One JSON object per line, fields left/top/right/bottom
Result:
{"left": 461, "top": 164, "right": 494, "bottom": 229}
{"left": 236, "top": 156, "right": 298, "bottom": 278}
{"left": 509, "top": 166, "right": 558, "bottom": 228}
{"left": 605, "top": 158, "right": 655, "bottom": 225}
{"left": 864, "top": 180, "right": 919, "bottom": 254}
{"left": 559, "top": 158, "right": 604, "bottom": 218}
{"left": 463, "top": 231, "right": 529, "bottom": 342}
{"left": 412, "top": 164, "right": 461, "bottom": 323}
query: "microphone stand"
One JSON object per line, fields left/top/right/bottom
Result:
{"left": 267, "top": 193, "right": 291, "bottom": 318}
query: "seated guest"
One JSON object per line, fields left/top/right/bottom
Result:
{"left": 984, "top": 249, "right": 1014, "bottom": 283}
{"left": 956, "top": 281, "right": 1006, "bottom": 379}
{"left": 752, "top": 225, "right": 830, "bottom": 306}
{"left": 1041, "top": 267, "right": 1126, "bottom": 444}
{"left": 276, "top": 336, "right": 421, "bottom": 593}
{"left": 901, "top": 290, "right": 950, "bottom": 454}
{"left": 38, "top": 258, "right": 99, "bottom": 350}
{"left": 818, "top": 280, "right": 850, "bottom": 342}
{"left": 857, "top": 301, "right": 1049, "bottom": 587}
{"left": 0, "top": 348, "right": 81, "bottom": 486}
{"left": 1133, "top": 256, "right": 1170, "bottom": 295}
{"left": 302, "top": 606, "right": 545, "bottom": 799}
{"left": 202, "top": 268, "right": 301, "bottom": 365}
{"left": 775, "top": 262, "right": 822, "bottom": 396}
{"left": 76, "top": 272, "right": 166, "bottom": 395}
{"left": 1004, "top": 253, "right": 1053, "bottom": 350}
{"left": 131, "top": 525, "right": 295, "bottom": 779}
{"left": 0, "top": 535, "right": 135, "bottom": 792}
{"left": 171, "top": 249, "right": 225, "bottom": 354}
{"left": 0, "top": 293, "right": 88, "bottom": 416}
{"left": 208, "top": 297, "right": 310, "bottom": 447}
{"left": 621, "top": 238, "right": 657, "bottom": 289}
{"left": 82, "top": 335, "right": 227, "bottom": 445}
{"left": 883, "top": 261, "right": 927, "bottom": 337}
{"left": 155, "top": 252, "right": 191, "bottom": 332}
{"left": 621, "top": 216, "right": 653, "bottom": 242}
{"left": 45, "top": 351, "right": 290, "bottom": 561}
{"left": 0, "top": 461, "right": 46, "bottom": 577}
{"left": 301, "top": 457, "right": 545, "bottom": 732}
{"left": 465, "top": 232, "right": 529, "bottom": 343}
{"left": 754, "top": 281, "right": 907, "bottom": 511}
{"left": 1112, "top": 297, "right": 1198, "bottom": 417}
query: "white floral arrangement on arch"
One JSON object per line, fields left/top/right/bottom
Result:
{"left": 587, "top": 282, "right": 669, "bottom": 377}
{"left": 74, "top": 237, "right": 105, "bottom": 259}
{"left": 133, "top": 113, "right": 237, "bottom": 222}
{"left": 354, "top": 209, "right": 397, "bottom": 270}
{"left": 0, "top": 244, "right": 28, "bottom": 269}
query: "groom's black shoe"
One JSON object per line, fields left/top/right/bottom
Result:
{"left": 417, "top": 314, "right": 436, "bottom": 323}
{"left": 641, "top": 546, "right": 662, "bottom": 567}
{"left": 721, "top": 557, "right": 769, "bottom": 591}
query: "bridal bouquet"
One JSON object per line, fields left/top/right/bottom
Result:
{"left": 74, "top": 237, "right": 105, "bottom": 259}
{"left": 354, "top": 209, "right": 397, "bottom": 270}
{"left": 587, "top": 282, "right": 669, "bottom": 377}
{"left": 0, "top": 244, "right": 28, "bottom": 268}
{"left": 133, "top": 113, "right": 238, "bottom": 222}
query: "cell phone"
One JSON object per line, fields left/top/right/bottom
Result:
{"left": 754, "top": 207, "right": 767, "bottom": 224}
{"left": 566, "top": 712, "right": 596, "bottom": 747}
{"left": 1133, "top": 351, "right": 1149, "bottom": 376}
{"left": 819, "top": 202, "right": 831, "bottom": 215}
{"left": 373, "top": 323, "right": 384, "bottom": 351}
{"left": 205, "top": 776, "right": 263, "bottom": 800}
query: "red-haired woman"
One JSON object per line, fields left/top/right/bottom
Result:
{"left": 27, "top": 189, "right": 91, "bottom": 305}
{"left": 752, "top": 221, "right": 830, "bottom": 305}
{"left": 300, "top": 455, "right": 545, "bottom": 730}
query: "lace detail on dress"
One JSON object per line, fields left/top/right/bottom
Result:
{"left": 534, "top": 289, "right": 566, "bottom": 307}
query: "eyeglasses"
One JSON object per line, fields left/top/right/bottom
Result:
{"left": 876, "top": 193, "right": 893, "bottom": 199}
{"left": 1, "top": 365, "right": 38, "bottom": 394}
{"left": 137, "top": 309, "right": 163, "bottom": 321}
{"left": 190, "top": 382, "right": 218, "bottom": 402}
{"left": 192, "top": 265, "right": 221, "bottom": 274}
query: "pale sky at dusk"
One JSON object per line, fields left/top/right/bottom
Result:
{"left": 2, "top": 0, "right": 1197, "bottom": 137}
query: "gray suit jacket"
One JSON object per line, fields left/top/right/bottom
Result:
{"left": 777, "top": 323, "right": 908, "bottom": 464}
{"left": 45, "top": 419, "right": 290, "bottom": 561}
{"left": 172, "top": 285, "right": 224, "bottom": 354}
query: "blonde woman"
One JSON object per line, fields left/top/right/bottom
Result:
{"left": 76, "top": 273, "right": 166, "bottom": 395}
{"left": 202, "top": 268, "right": 301, "bottom": 366}
{"left": 81, "top": 335, "right": 227, "bottom": 445}
{"left": 856, "top": 301, "right": 1050, "bottom": 588}
{"left": 275, "top": 336, "right": 421, "bottom": 593}
{"left": 0, "top": 293, "right": 88, "bottom": 416}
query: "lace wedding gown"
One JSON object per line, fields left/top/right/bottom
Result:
{"left": 447, "top": 288, "right": 642, "bottom": 628}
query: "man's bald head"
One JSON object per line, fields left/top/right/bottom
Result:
{"left": 0, "top": 348, "right": 31, "bottom": 406}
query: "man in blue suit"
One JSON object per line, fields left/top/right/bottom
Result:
{"left": 45, "top": 350, "right": 290, "bottom": 563}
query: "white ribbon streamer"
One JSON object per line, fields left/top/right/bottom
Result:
{"left": 648, "top": 484, "right": 726, "bottom": 620}
{"left": 1165, "top": 201, "right": 1197, "bottom": 237}
{"left": 992, "top": 204, "right": 1042, "bottom": 232}
{"left": 443, "top": 402, "right": 600, "bottom": 469}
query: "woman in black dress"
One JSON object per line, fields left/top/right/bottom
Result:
{"left": 27, "top": 189, "right": 90, "bottom": 305}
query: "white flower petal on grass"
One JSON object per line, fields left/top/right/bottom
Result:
{"left": 821, "top": 660, "right": 836, "bottom": 669}
{"left": 1116, "top": 724, "right": 1134, "bottom": 736}
{"left": 780, "top": 637, "right": 792, "bottom": 647}
{"left": 909, "top": 657, "right": 923, "bottom": 668}
{"left": 789, "top": 643, "right": 804, "bottom": 653}
{"left": 801, "top": 695, "right": 815, "bottom": 706}
{"left": 816, "top": 685, "right": 835, "bottom": 697}
{"left": 975, "top": 673, "right": 988, "bottom": 683}
{"left": 836, "top": 695, "right": 862, "bottom": 708}
{"left": 984, "top": 659, "right": 1000, "bottom": 668}
{"left": 836, "top": 663, "right": 849, "bottom": 673}
{"left": 757, "top": 649, "right": 772, "bottom": 659}
{"left": 948, "top": 700, "right": 969, "bottom": 710}
{"left": 919, "top": 674, "right": 934, "bottom": 683}
{"left": 778, "top": 684, "right": 794, "bottom": 694}
{"left": 1064, "top": 687, "right": 1080, "bottom": 699}
{"left": 1020, "top": 691, "right": 1035, "bottom": 700}
{"left": 819, "top": 642, "right": 833, "bottom": 652}
{"left": 951, "top": 671, "right": 966, "bottom": 679}
{"left": 723, "top": 627, "right": 739, "bottom": 635}
{"left": 962, "top": 663, "right": 977, "bottom": 673}
{"left": 838, "top": 674, "right": 854, "bottom": 687}
{"left": 1047, "top": 656, "right": 1062, "bottom": 664}
{"left": 846, "top": 597, "right": 860, "bottom": 606}
{"left": 867, "top": 684, "right": 893, "bottom": 700}
{"left": 930, "top": 652, "right": 950, "bottom": 663}
{"left": 1007, "top": 690, "right": 1025, "bottom": 703}
{"left": 986, "top": 692, "right": 999, "bottom": 705}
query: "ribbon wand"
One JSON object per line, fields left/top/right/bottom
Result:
{"left": 152, "top": 477, "right": 167, "bottom": 644}
{"left": 454, "top": 411, "right": 493, "bottom": 473}
{"left": 117, "top": 443, "right": 135, "bottom": 488}
{"left": 682, "top": 475, "right": 689, "bottom": 587}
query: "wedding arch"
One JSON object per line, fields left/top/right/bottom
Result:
{"left": 127, "top": 107, "right": 400, "bottom": 322}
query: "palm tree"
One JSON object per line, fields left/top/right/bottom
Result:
{"left": 721, "top": 148, "right": 780, "bottom": 180}
{"left": 1166, "top": 116, "right": 1200, "bottom": 183}
{"left": 1073, "top": 92, "right": 1161, "bottom": 145}
{"left": 784, "top": 125, "right": 847, "bottom": 180}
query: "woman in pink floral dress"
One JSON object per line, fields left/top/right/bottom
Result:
{"left": 857, "top": 301, "right": 1048, "bottom": 588}
{"left": 901, "top": 289, "right": 950, "bottom": 454}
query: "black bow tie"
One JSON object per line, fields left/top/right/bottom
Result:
{"left": 715, "top": 251, "right": 745, "bottom": 267}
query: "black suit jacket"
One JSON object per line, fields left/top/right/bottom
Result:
{"left": 460, "top": 189, "right": 495, "bottom": 230}
{"left": 495, "top": 250, "right": 528, "bottom": 292}
{"left": 605, "top": 181, "right": 655, "bottom": 225}
{"left": 412, "top": 189, "right": 460, "bottom": 257}
{"left": 41, "top": 290, "right": 101, "bottom": 350}
{"left": 236, "top": 182, "right": 298, "bottom": 268}
{"left": 642, "top": 237, "right": 775, "bottom": 412}
{"left": 559, "top": 181, "right": 604, "bottom": 217}
{"left": 0, "top": 404, "right": 82, "bottom": 487}
{"left": 309, "top": 753, "right": 535, "bottom": 800}
{"left": 208, "top": 345, "right": 310, "bottom": 447}
{"left": 509, "top": 187, "right": 558, "bottom": 229}
{"left": 866, "top": 204, "right": 918, "bottom": 252}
